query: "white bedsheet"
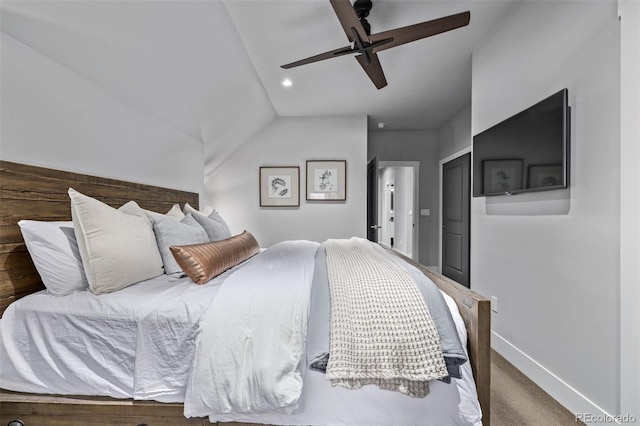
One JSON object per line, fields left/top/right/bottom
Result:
{"left": 0, "top": 269, "right": 230, "bottom": 402}
{"left": 0, "top": 241, "right": 482, "bottom": 425}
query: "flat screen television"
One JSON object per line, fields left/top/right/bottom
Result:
{"left": 472, "top": 88, "right": 570, "bottom": 197}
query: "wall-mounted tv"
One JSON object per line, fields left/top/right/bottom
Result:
{"left": 472, "top": 88, "right": 570, "bottom": 197}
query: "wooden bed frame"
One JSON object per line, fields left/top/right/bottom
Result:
{"left": 0, "top": 160, "right": 491, "bottom": 426}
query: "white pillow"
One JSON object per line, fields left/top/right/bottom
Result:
{"left": 18, "top": 220, "right": 88, "bottom": 296}
{"left": 120, "top": 201, "right": 185, "bottom": 222}
{"left": 183, "top": 202, "right": 214, "bottom": 217}
{"left": 165, "top": 204, "right": 186, "bottom": 220}
{"left": 68, "top": 188, "right": 164, "bottom": 294}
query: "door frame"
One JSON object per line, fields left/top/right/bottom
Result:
{"left": 438, "top": 147, "right": 471, "bottom": 272}
{"left": 367, "top": 158, "right": 379, "bottom": 242}
{"left": 378, "top": 161, "right": 420, "bottom": 261}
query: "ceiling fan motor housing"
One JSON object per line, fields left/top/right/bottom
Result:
{"left": 353, "top": 0, "right": 373, "bottom": 35}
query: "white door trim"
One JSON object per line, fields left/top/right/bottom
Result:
{"left": 378, "top": 161, "right": 420, "bottom": 261}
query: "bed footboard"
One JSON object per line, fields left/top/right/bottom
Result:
{"left": 383, "top": 246, "right": 491, "bottom": 426}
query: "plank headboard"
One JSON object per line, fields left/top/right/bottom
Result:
{"left": 0, "top": 160, "right": 199, "bottom": 317}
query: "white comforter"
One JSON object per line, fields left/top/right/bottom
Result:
{"left": 183, "top": 240, "right": 319, "bottom": 417}
{"left": 0, "top": 239, "right": 482, "bottom": 425}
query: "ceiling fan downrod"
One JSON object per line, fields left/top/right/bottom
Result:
{"left": 353, "top": 0, "right": 373, "bottom": 35}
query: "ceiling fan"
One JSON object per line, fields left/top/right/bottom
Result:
{"left": 281, "top": 0, "right": 470, "bottom": 89}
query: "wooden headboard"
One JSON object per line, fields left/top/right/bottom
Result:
{"left": 0, "top": 160, "right": 199, "bottom": 317}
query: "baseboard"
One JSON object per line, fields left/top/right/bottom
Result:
{"left": 492, "top": 331, "right": 623, "bottom": 425}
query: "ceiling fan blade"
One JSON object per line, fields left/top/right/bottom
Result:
{"left": 281, "top": 45, "right": 355, "bottom": 69}
{"left": 370, "top": 11, "right": 470, "bottom": 53}
{"left": 330, "top": 0, "right": 370, "bottom": 43}
{"left": 355, "top": 52, "right": 387, "bottom": 89}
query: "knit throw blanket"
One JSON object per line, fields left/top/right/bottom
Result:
{"left": 324, "top": 238, "right": 448, "bottom": 398}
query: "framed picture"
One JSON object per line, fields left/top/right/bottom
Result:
{"left": 259, "top": 166, "right": 300, "bottom": 207}
{"left": 528, "top": 164, "right": 564, "bottom": 189}
{"left": 482, "top": 159, "right": 523, "bottom": 194}
{"left": 306, "top": 160, "right": 347, "bottom": 201}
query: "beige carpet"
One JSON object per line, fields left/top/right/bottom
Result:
{"left": 491, "top": 350, "right": 585, "bottom": 426}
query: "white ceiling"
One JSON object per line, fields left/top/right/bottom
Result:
{"left": 224, "top": 0, "right": 518, "bottom": 130}
{"left": 1, "top": 0, "right": 519, "bottom": 155}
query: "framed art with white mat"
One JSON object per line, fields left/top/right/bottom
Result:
{"left": 259, "top": 166, "right": 300, "bottom": 207}
{"left": 306, "top": 160, "right": 346, "bottom": 201}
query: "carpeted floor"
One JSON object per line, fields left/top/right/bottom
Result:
{"left": 490, "top": 350, "right": 585, "bottom": 426}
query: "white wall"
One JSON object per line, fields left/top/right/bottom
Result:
{"left": 0, "top": 31, "right": 203, "bottom": 195}
{"left": 472, "top": 1, "right": 621, "bottom": 420}
{"left": 618, "top": 0, "right": 640, "bottom": 421}
{"left": 437, "top": 105, "right": 472, "bottom": 160}
{"left": 207, "top": 116, "right": 367, "bottom": 247}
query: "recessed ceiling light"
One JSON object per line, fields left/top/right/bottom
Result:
{"left": 282, "top": 78, "right": 293, "bottom": 87}
{"left": 377, "top": 122, "right": 385, "bottom": 129}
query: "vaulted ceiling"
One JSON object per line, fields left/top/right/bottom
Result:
{"left": 225, "top": 0, "right": 517, "bottom": 130}
{"left": 1, "top": 0, "right": 518, "bottom": 165}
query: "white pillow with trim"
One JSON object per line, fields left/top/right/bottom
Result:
{"left": 18, "top": 220, "right": 88, "bottom": 296}
{"left": 69, "top": 188, "right": 164, "bottom": 294}
{"left": 120, "top": 201, "right": 185, "bottom": 223}
{"left": 165, "top": 204, "right": 186, "bottom": 220}
{"left": 183, "top": 202, "right": 214, "bottom": 217}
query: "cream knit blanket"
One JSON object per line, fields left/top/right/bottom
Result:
{"left": 324, "top": 238, "right": 448, "bottom": 398}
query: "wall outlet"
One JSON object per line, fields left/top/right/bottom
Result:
{"left": 491, "top": 296, "right": 498, "bottom": 313}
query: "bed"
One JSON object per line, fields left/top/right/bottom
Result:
{"left": 0, "top": 160, "right": 491, "bottom": 426}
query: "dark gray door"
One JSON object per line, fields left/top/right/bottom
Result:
{"left": 367, "top": 158, "right": 378, "bottom": 242}
{"left": 442, "top": 153, "right": 470, "bottom": 287}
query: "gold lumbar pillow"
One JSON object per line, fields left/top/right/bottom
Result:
{"left": 170, "top": 230, "right": 260, "bottom": 285}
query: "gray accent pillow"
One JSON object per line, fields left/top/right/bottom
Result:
{"left": 152, "top": 214, "right": 209, "bottom": 274}
{"left": 191, "top": 210, "right": 232, "bottom": 242}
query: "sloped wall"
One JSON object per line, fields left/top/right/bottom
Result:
{"left": 1, "top": 0, "right": 277, "bottom": 202}
{"left": 1, "top": 31, "right": 204, "bottom": 193}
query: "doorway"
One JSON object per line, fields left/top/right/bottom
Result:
{"left": 380, "top": 178, "right": 397, "bottom": 250}
{"left": 377, "top": 161, "right": 419, "bottom": 260}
